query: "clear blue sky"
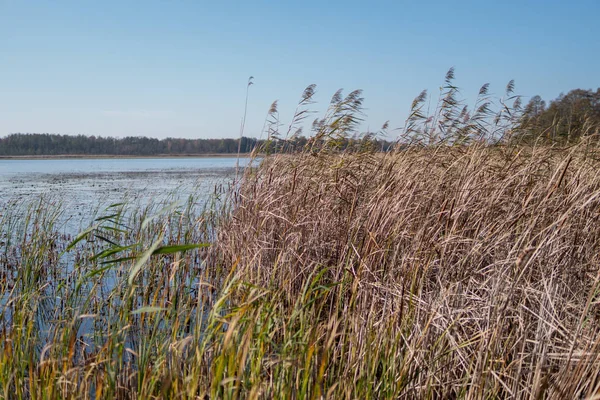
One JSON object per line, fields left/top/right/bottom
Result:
{"left": 1, "top": 0, "right": 599, "bottom": 139}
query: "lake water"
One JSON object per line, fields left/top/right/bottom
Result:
{"left": 0, "top": 157, "right": 247, "bottom": 176}
{"left": 0, "top": 157, "right": 250, "bottom": 232}
{"left": 1, "top": 157, "right": 252, "bottom": 352}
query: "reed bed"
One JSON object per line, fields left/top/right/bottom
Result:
{"left": 213, "top": 143, "right": 600, "bottom": 399}
{"left": 2, "top": 144, "right": 600, "bottom": 399}
{"left": 2, "top": 74, "right": 600, "bottom": 398}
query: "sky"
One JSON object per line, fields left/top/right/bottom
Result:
{"left": 1, "top": 0, "right": 599, "bottom": 140}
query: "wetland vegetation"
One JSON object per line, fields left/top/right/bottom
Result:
{"left": 2, "top": 73, "right": 600, "bottom": 398}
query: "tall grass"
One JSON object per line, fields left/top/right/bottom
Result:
{"left": 2, "top": 73, "right": 600, "bottom": 398}
{"left": 218, "top": 143, "right": 600, "bottom": 398}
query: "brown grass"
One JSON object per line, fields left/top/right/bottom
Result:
{"left": 215, "top": 143, "right": 600, "bottom": 398}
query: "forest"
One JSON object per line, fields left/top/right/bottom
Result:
{"left": 0, "top": 134, "right": 260, "bottom": 156}
{"left": 520, "top": 87, "right": 600, "bottom": 141}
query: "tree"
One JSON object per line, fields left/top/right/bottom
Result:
{"left": 519, "top": 88, "right": 600, "bottom": 142}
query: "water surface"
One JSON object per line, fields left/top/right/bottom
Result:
{"left": 0, "top": 157, "right": 247, "bottom": 176}
{"left": 0, "top": 157, "right": 249, "bottom": 231}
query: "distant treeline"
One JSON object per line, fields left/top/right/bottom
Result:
{"left": 0, "top": 133, "right": 394, "bottom": 156}
{"left": 519, "top": 88, "right": 600, "bottom": 142}
{"left": 0, "top": 134, "right": 261, "bottom": 156}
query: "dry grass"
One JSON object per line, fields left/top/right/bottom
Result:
{"left": 215, "top": 143, "right": 600, "bottom": 398}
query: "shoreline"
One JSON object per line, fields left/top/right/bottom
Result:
{"left": 0, "top": 153, "right": 254, "bottom": 160}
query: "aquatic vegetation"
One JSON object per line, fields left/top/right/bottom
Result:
{"left": 2, "top": 75, "right": 600, "bottom": 398}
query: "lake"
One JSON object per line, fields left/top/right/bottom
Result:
{"left": 1, "top": 157, "right": 251, "bottom": 354}
{"left": 0, "top": 157, "right": 250, "bottom": 232}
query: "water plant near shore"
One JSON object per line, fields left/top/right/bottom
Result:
{"left": 217, "top": 143, "right": 600, "bottom": 398}
{"left": 3, "top": 142, "right": 600, "bottom": 399}
{"left": 2, "top": 73, "right": 600, "bottom": 398}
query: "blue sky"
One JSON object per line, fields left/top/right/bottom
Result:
{"left": 1, "top": 0, "right": 599, "bottom": 139}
